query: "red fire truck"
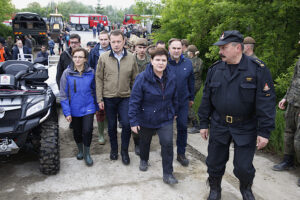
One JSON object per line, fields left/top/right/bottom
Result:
{"left": 69, "top": 14, "right": 108, "bottom": 31}
{"left": 123, "top": 14, "right": 139, "bottom": 25}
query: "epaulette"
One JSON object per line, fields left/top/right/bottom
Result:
{"left": 251, "top": 58, "right": 265, "bottom": 68}
{"left": 210, "top": 60, "right": 222, "bottom": 68}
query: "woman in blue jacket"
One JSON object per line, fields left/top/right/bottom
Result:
{"left": 129, "top": 48, "right": 179, "bottom": 184}
{"left": 60, "top": 47, "right": 98, "bottom": 166}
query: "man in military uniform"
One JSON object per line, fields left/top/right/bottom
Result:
{"left": 198, "top": 30, "right": 276, "bottom": 200}
{"left": 187, "top": 45, "right": 204, "bottom": 133}
{"left": 272, "top": 40, "right": 300, "bottom": 187}
{"left": 132, "top": 38, "right": 151, "bottom": 155}
{"left": 135, "top": 38, "right": 150, "bottom": 73}
{"left": 243, "top": 36, "right": 258, "bottom": 59}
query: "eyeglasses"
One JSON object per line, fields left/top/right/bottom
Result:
{"left": 73, "top": 56, "right": 85, "bottom": 59}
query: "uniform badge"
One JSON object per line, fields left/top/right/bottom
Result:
{"left": 263, "top": 83, "right": 270, "bottom": 91}
{"left": 246, "top": 77, "right": 252, "bottom": 82}
{"left": 220, "top": 33, "right": 225, "bottom": 40}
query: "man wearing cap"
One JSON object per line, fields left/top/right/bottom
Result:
{"left": 198, "top": 30, "right": 275, "bottom": 200}
{"left": 187, "top": 44, "right": 203, "bottom": 134}
{"left": 89, "top": 30, "right": 111, "bottom": 145}
{"left": 132, "top": 38, "right": 151, "bottom": 155}
{"left": 135, "top": 38, "right": 150, "bottom": 73}
{"left": 243, "top": 37, "right": 258, "bottom": 59}
{"left": 168, "top": 38, "right": 194, "bottom": 167}
{"left": 272, "top": 39, "right": 300, "bottom": 187}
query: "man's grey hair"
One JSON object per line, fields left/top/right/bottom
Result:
{"left": 231, "top": 42, "right": 244, "bottom": 51}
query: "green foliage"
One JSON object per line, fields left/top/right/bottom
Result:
{"left": 0, "top": 0, "right": 14, "bottom": 22}
{"left": 267, "top": 109, "right": 285, "bottom": 154}
{"left": 19, "top": 2, "right": 47, "bottom": 17}
{"left": 133, "top": 0, "right": 163, "bottom": 16}
{"left": 95, "top": 0, "right": 104, "bottom": 14}
{"left": 0, "top": 23, "right": 13, "bottom": 38}
{"left": 274, "top": 58, "right": 299, "bottom": 101}
{"left": 155, "top": 0, "right": 300, "bottom": 85}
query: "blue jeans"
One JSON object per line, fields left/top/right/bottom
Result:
{"left": 104, "top": 97, "right": 131, "bottom": 152}
{"left": 176, "top": 102, "right": 189, "bottom": 155}
{"left": 49, "top": 47, "right": 55, "bottom": 55}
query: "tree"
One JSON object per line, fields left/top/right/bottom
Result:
{"left": 0, "top": 0, "right": 14, "bottom": 22}
{"left": 20, "top": 2, "right": 47, "bottom": 17}
{"left": 95, "top": 0, "right": 104, "bottom": 14}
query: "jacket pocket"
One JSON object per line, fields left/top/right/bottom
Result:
{"left": 209, "top": 82, "right": 221, "bottom": 93}
{"left": 240, "top": 83, "right": 256, "bottom": 103}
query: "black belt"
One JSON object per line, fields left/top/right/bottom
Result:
{"left": 219, "top": 113, "right": 253, "bottom": 124}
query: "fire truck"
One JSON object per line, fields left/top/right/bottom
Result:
{"left": 69, "top": 14, "right": 108, "bottom": 31}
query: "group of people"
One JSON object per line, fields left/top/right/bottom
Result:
{"left": 0, "top": 26, "right": 294, "bottom": 199}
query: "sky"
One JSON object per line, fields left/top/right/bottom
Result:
{"left": 11, "top": 0, "right": 136, "bottom": 9}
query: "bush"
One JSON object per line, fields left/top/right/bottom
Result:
{"left": 0, "top": 24, "right": 13, "bottom": 39}
{"left": 267, "top": 109, "right": 285, "bottom": 154}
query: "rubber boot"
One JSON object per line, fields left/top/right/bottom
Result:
{"left": 97, "top": 121, "right": 106, "bottom": 145}
{"left": 207, "top": 176, "right": 222, "bottom": 200}
{"left": 83, "top": 145, "right": 93, "bottom": 166}
{"left": 272, "top": 154, "right": 294, "bottom": 171}
{"left": 240, "top": 182, "right": 255, "bottom": 200}
{"left": 76, "top": 143, "right": 83, "bottom": 160}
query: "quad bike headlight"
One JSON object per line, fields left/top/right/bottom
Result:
{"left": 26, "top": 101, "right": 45, "bottom": 117}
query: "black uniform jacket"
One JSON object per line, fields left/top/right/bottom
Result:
{"left": 198, "top": 55, "right": 276, "bottom": 146}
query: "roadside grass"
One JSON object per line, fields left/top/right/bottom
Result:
{"left": 193, "top": 84, "right": 284, "bottom": 155}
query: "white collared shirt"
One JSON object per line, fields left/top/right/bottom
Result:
{"left": 18, "top": 47, "right": 25, "bottom": 60}
{"left": 113, "top": 50, "right": 124, "bottom": 64}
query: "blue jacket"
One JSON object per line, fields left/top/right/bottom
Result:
{"left": 88, "top": 43, "right": 111, "bottom": 70}
{"left": 60, "top": 63, "right": 99, "bottom": 117}
{"left": 168, "top": 55, "right": 194, "bottom": 104}
{"left": 129, "top": 64, "right": 178, "bottom": 128}
{"left": 12, "top": 46, "right": 31, "bottom": 60}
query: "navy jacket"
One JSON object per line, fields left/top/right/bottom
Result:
{"left": 88, "top": 43, "right": 110, "bottom": 70}
{"left": 168, "top": 55, "right": 194, "bottom": 104}
{"left": 12, "top": 46, "right": 31, "bottom": 60}
{"left": 198, "top": 55, "right": 276, "bottom": 145}
{"left": 60, "top": 63, "right": 99, "bottom": 117}
{"left": 129, "top": 64, "right": 178, "bottom": 129}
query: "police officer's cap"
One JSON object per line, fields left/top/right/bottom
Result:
{"left": 135, "top": 38, "right": 148, "bottom": 46}
{"left": 213, "top": 30, "right": 244, "bottom": 46}
{"left": 243, "top": 36, "right": 256, "bottom": 44}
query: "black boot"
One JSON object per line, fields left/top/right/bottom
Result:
{"left": 121, "top": 149, "right": 130, "bottom": 165}
{"left": 272, "top": 154, "right": 294, "bottom": 171}
{"left": 240, "top": 182, "right": 255, "bottom": 200}
{"left": 207, "top": 176, "right": 222, "bottom": 200}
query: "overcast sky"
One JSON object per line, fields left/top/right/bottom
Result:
{"left": 11, "top": 0, "right": 136, "bottom": 9}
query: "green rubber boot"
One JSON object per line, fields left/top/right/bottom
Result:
{"left": 97, "top": 121, "right": 106, "bottom": 145}
{"left": 76, "top": 143, "right": 83, "bottom": 160}
{"left": 83, "top": 145, "right": 93, "bottom": 166}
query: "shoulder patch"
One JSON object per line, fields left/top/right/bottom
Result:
{"left": 210, "top": 60, "right": 222, "bottom": 68}
{"left": 251, "top": 58, "right": 265, "bottom": 68}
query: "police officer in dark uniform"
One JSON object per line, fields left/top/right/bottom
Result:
{"left": 198, "top": 30, "right": 276, "bottom": 200}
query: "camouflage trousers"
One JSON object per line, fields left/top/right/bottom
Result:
{"left": 284, "top": 104, "right": 300, "bottom": 162}
{"left": 188, "top": 81, "right": 202, "bottom": 123}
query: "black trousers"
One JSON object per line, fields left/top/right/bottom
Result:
{"left": 72, "top": 114, "right": 94, "bottom": 147}
{"left": 139, "top": 123, "right": 174, "bottom": 175}
{"left": 206, "top": 136, "right": 256, "bottom": 184}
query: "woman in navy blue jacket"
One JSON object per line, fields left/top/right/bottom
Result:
{"left": 129, "top": 48, "right": 179, "bottom": 184}
{"left": 60, "top": 47, "right": 98, "bottom": 166}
